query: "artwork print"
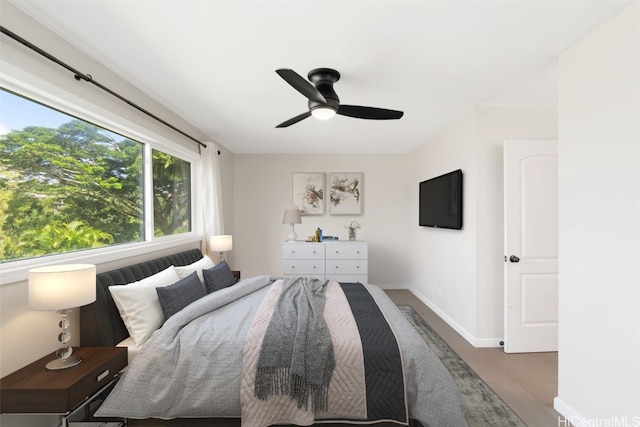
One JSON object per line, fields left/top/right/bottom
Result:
{"left": 292, "top": 172, "right": 324, "bottom": 215}
{"left": 329, "top": 173, "right": 363, "bottom": 215}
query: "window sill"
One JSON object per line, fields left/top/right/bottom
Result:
{"left": 0, "top": 234, "right": 203, "bottom": 286}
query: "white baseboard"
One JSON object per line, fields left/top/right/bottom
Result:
{"left": 554, "top": 397, "right": 583, "bottom": 426}
{"left": 408, "top": 287, "right": 503, "bottom": 348}
{"left": 377, "top": 283, "right": 406, "bottom": 290}
{"left": 474, "top": 337, "right": 504, "bottom": 348}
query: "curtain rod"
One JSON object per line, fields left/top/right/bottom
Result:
{"left": 1, "top": 25, "right": 210, "bottom": 151}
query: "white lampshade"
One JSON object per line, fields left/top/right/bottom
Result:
{"left": 210, "top": 235, "right": 233, "bottom": 252}
{"left": 29, "top": 264, "right": 96, "bottom": 311}
{"left": 282, "top": 208, "right": 302, "bottom": 224}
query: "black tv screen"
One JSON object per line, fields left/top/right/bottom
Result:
{"left": 419, "top": 169, "right": 463, "bottom": 229}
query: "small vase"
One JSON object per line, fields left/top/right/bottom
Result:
{"left": 348, "top": 228, "right": 356, "bottom": 241}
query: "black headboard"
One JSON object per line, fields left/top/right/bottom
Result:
{"left": 80, "top": 249, "right": 203, "bottom": 347}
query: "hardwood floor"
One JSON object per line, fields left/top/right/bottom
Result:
{"left": 385, "top": 289, "right": 561, "bottom": 427}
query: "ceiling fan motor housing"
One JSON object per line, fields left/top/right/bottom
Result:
{"left": 308, "top": 68, "right": 340, "bottom": 113}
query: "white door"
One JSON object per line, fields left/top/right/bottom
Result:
{"left": 504, "top": 140, "right": 558, "bottom": 353}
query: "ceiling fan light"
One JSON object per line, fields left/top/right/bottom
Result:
{"left": 311, "top": 107, "right": 336, "bottom": 120}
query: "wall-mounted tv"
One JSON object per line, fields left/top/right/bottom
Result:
{"left": 419, "top": 169, "right": 463, "bottom": 229}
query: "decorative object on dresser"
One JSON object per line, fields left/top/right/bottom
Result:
{"left": 345, "top": 220, "right": 361, "bottom": 241}
{"left": 28, "top": 264, "right": 96, "bottom": 370}
{"left": 292, "top": 172, "right": 325, "bottom": 215}
{"left": 282, "top": 241, "right": 368, "bottom": 283}
{"left": 329, "top": 172, "right": 363, "bottom": 215}
{"left": 0, "top": 346, "right": 127, "bottom": 425}
{"left": 282, "top": 208, "right": 302, "bottom": 241}
{"left": 210, "top": 234, "right": 233, "bottom": 263}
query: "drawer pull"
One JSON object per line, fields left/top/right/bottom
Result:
{"left": 97, "top": 370, "right": 110, "bottom": 382}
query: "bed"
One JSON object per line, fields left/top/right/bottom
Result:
{"left": 81, "top": 249, "right": 467, "bottom": 427}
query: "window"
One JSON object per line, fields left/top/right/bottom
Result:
{"left": 0, "top": 88, "right": 193, "bottom": 263}
{"left": 152, "top": 149, "right": 191, "bottom": 236}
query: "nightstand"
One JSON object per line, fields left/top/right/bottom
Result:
{"left": 0, "top": 347, "right": 127, "bottom": 426}
{"left": 232, "top": 270, "right": 241, "bottom": 282}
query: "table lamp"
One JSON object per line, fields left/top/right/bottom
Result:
{"left": 210, "top": 235, "right": 233, "bottom": 263}
{"left": 28, "top": 264, "right": 96, "bottom": 370}
{"left": 282, "top": 208, "right": 302, "bottom": 242}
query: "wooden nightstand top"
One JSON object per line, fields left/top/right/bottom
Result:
{"left": 0, "top": 346, "right": 127, "bottom": 414}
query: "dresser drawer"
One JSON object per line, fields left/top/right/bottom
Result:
{"left": 327, "top": 274, "right": 368, "bottom": 284}
{"left": 284, "top": 274, "right": 326, "bottom": 280}
{"left": 325, "top": 244, "right": 368, "bottom": 259}
{"left": 326, "top": 259, "right": 368, "bottom": 275}
{"left": 282, "top": 244, "right": 325, "bottom": 259}
{"left": 282, "top": 260, "right": 326, "bottom": 275}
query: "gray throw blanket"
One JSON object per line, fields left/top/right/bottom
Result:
{"left": 255, "top": 277, "right": 335, "bottom": 411}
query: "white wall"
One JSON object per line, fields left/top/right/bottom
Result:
{"left": 233, "top": 154, "right": 412, "bottom": 287}
{"left": 407, "top": 111, "right": 479, "bottom": 339}
{"left": 555, "top": 2, "right": 640, "bottom": 422}
{"left": 406, "top": 106, "right": 557, "bottom": 345}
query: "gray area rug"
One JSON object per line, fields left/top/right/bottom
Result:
{"left": 160, "top": 306, "right": 525, "bottom": 427}
{"left": 398, "top": 305, "right": 526, "bottom": 427}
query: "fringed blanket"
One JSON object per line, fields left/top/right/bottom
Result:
{"left": 241, "top": 278, "right": 408, "bottom": 427}
{"left": 255, "top": 277, "right": 335, "bottom": 411}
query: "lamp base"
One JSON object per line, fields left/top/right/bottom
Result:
{"left": 46, "top": 355, "right": 82, "bottom": 370}
{"left": 287, "top": 223, "right": 298, "bottom": 242}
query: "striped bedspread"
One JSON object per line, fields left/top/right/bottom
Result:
{"left": 95, "top": 275, "right": 467, "bottom": 427}
{"left": 241, "top": 279, "right": 407, "bottom": 427}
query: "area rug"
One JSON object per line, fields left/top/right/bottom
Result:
{"left": 161, "top": 306, "right": 525, "bottom": 427}
{"left": 397, "top": 305, "right": 526, "bottom": 427}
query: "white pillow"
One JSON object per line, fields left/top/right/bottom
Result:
{"left": 109, "top": 266, "right": 181, "bottom": 347}
{"left": 174, "top": 255, "right": 215, "bottom": 283}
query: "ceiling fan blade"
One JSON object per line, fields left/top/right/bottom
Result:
{"left": 337, "top": 105, "right": 404, "bottom": 120}
{"left": 276, "top": 69, "right": 327, "bottom": 104}
{"left": 276, "top": 111, "right": 312, "bottom": 128}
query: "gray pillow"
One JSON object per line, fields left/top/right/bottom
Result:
{"left": 156, "top": 272, "right": 206, "bottom": 320}
{"left": 202, "top": 260, "right": 236, "bottom": 293}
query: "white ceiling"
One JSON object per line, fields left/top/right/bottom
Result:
{"left": 9, "top": 0, "right": 632, "bottom": 154}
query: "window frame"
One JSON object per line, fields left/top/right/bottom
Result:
{"left": 0, "top": 70, "right": 204, "bottom": 285}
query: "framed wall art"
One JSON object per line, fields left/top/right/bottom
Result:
{"left": 292, "top": 172, "right": 325, "bottom": 215}
{"left": 329, "top": 172, "right": 363, "bottom": 215}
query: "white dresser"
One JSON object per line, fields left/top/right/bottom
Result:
{"left": 282, "top": 241, "right": 368, "bottom": 283}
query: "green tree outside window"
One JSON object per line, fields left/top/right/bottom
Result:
{"left": 0, "top": 88, "right": 192, "bottom": 262}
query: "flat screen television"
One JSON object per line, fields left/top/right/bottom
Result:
{"left": 419, "top": 169, "right": 463, "bottom": 229}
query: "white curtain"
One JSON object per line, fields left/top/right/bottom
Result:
{"left": 200, "top": 143, "right": 224, "bottom": 254}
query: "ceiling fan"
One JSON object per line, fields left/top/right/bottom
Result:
{"left": 275, "top": 68, "right": 404, "bottom": 128}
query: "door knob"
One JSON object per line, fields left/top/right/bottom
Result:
{"left": 509, "top": 255, "right": 520, "bottom": 263}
